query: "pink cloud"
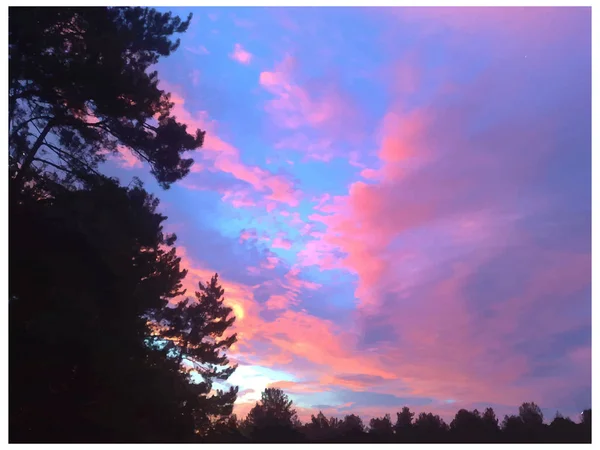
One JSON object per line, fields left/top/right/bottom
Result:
{"left": 265, "top": 294, "right": 295, "bottom": 310}
{"left": 158, "top": 8, "right": 589, "bottom": 417}
{"left": 359, "top": 168, "right": 380, "bottom": 180}
{"left": 289, "top": 45, "right": 590, "bottom": 406}
{"left": 283, "top": 267, "right": 321, "bottom": 293}
{"left": 260, "top": 255, "right": 281, "bottom": 270}
{"left": 272, "top": 236, "right": 293, "bottom": 250}
{"left": 265, "top": 310, "right": 396, "bottom": 381}
{"left": 221, "top": 188, "right": 257, "bottom": 208}
{"left": 239, "top": 228, "right": 258, "bottom": 242}
{"left": 159, "top": 85, "right": 301, "bottom": 207}
{"left": 174, "top": 246, "right": 394, "bottom": 394}
{"left": 112, "top": 145, "right": 143, "bottom": 169}
{"left": 259, "top": 55, "right": 360, "bottom": 143}
{"left": 230, "top": 43, "right": 253, "bottom": 65}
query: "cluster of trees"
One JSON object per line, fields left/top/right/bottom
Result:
{"left": 8, "top": 6, "right": 592, "bottom": 444}
{"left": 207, "top": 389, "right": 591, "bottom": 444}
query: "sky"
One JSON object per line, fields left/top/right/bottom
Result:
{"left": 102, "top": 7, "right": 591, "bottom": 424}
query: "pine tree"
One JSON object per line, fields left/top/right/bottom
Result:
{"left": 9, "top": 7, "right": 204, "bottom": 191}
{"left": 154, "top": 275, "right": 239, "bottom": 433}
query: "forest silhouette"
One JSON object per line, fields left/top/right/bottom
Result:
{"left": 8, "top": 6, "right": 592, "bottom": 444}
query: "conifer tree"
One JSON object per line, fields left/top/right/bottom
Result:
{"left": 155, "top": 275, "right": 239, "bottom": 432}
{"left": 9, "top": 7, "right": 204, "bottom": 191}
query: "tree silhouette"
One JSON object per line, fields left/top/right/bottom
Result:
{"left": 501, "top": 413, "right": 524, "bottom": 440}
{"left": 518, "top": 401, "right": 546, "bottom": 442}
{"left": 338, "top": 414, "right": 366, "bottom": 441}
{"left": 414, "top": 412, "right": 448, "bottom": 442}
{"left": 580, "top": 409, "right": 592, "bottom": 443}
{"left": 9, "top": 175, "right": 198, "bottom": 442}
{"left": 519, "top": 402, "right": 544, "bottom": 426}
{"left": 153, "top": 275, "right": 239, "bottom": 433}
{"left": 581, "top": 408, "right": 591, "bottom": 426}
{"left": 549, "top": 412, "right": 579, "bottom": 443}
{"left": 395, "top": 406, "right": 415, "bottom": 429}
{"left": 205, "top": 414, "right": 247, "bottom": 443}
{"left": 305, "top": 411, "right": 336, "bottom": 441}
{"left": 481, "top": 407, "right": 500, "bottom": 440}
{"left": 393, "top": 406, "right": 415, "bottom": 441}
{"left": 450, "top": 408, "right": 486, "bottom": 442}
{"left": 9, "top": 6, "right": 204, "bottom": 191}
{"left": 244, "top": 388, "right": 302, "bottom": 442}
{"left": 369, "top": 414, "right": 394, "bottom": 441}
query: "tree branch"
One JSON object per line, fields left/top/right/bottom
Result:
{"left": 40, "top": 141, "right": 104, "bottom": 179}
{"left": 10, "top": 115, "right": 54, "bottom": 142}
{"left": 32, "top": 157, "right": 78, "bottom": 177}
{"left": 13, "top": 118, "right": 56, "bottom": 190}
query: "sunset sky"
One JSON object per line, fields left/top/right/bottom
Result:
{"left": 103, "top": 7, "right": 591, "bottom": 423}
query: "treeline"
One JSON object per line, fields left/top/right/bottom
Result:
{"left": 210, "top": 388, "right": 592, "bottom": 443}
{"left": 8, "top": 6, "right": 592, "bottom": 444}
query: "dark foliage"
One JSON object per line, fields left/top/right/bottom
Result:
{"left": 204, "top": 393, "right": 591, "bottom": 444}
{"left": 241, "top": 388, "right": 305, "bottom": 442}
{"left": 9, "top": 6, "right": 204, "bottom": 190}
{"left": 151, "top": 274, "right": 240, "bottom": 435}
{"left": 9, "top": 175, "right": 237, "bottom": 442}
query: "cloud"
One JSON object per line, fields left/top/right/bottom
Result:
{"left": 265, "top": 294, "right": 294, "bottom": 310}
{"left": 230, "top": 43, "right": 253, "bottom": 65}
{"left": 267, "top": 380, "right": 325, "bottom": 394}
{"left": 172, "top": 245, "right": 390, "bottom": 389}
{"left": 320, "top": 374, "right": 388, "bottom": 391}
{"left": 185, "top": 45, "right": 209, "bottom": 56}
{"left": 151, "top": 7, "right": 590, "bottom": 422}
{"left": 102, "top": 145, "right": 142, "bottom": 170}
{"left": 293, "top": 9, "right": 590, "bottom": 409}
{"left": 239, "top": 228, "right": 258, "bottom": 242}
{"left": 272, "top": 236, "right": 293, "bottom": 250}
{"left": 159, "top": 84, "right": 301, "bottom": 207}
{"left": 259, "top": 55, "right": 345, "bottom": 130}
{"left": 259, "top": 55, "right": 362, "bottom": 161}
{"left": 238, "top": 388, "right": 255, "bottom": 398}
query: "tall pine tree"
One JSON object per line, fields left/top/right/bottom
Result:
{"left": 154, "top": 275, "right": 239, "bottom": 434}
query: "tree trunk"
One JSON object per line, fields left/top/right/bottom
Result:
{"left": 13, "top": 118, "right": 55, "bottom": 190}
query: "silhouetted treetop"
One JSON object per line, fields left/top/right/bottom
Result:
{"left": 247, "top": 388, "right": 298, "bottom": 426}
{"left": 9, "top": 6, "right": 203, "bottom": 190}
{"left": 519, "top": 402, "right": 544, "bottom": 426}
{"left": 151, "top": 274, "right": 239, "bottom": 432}
{"left": 394, "top": 406, "right": 415, "bottom": 431}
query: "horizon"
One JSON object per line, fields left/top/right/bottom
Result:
{"left": 98, "top": 6, "right": 592, "bottom": 425}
